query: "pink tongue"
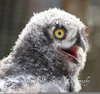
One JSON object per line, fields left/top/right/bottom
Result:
{"left": 67, "top": 46, "right": 78, "bottom": 59}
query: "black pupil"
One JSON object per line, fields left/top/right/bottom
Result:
{"left": 58, "top": 32, "right": 61, "bottom": 35}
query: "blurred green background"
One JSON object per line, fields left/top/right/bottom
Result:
{"left": 0, "top": 0, "right": 100, "bottom": 92}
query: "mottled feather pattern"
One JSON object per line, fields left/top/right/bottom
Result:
{"left": 0, "top": 8, "right": 89, "bottom": 93}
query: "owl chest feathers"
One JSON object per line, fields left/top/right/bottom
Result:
{"left": 0, "top": 74, "right": 80, "bottom": 93}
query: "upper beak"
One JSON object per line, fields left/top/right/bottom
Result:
{"left": 79, "top": 38, "right": 86, "bottom": 52}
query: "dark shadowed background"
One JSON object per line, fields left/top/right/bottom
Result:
{"left": 0, "top": 0, "right": 100, "bottom": 92}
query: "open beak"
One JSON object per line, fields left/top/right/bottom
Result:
{"left": 58, "top": 38, "right": 86, "bottom": 64}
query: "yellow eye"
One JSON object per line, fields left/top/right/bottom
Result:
{"left": 54, "top": 29, "right": 65, "bottom": 39}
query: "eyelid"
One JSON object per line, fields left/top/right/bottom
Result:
{"left": 54, "top": 25, "right": 67, "bottom": 32}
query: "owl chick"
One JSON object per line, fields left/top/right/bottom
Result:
{"left": 0, "top": 8, "right": 89, "bottom": 93}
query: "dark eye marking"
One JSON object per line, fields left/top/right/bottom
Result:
{"left": 44, "top": 29, "right": 53, "bottom": 44}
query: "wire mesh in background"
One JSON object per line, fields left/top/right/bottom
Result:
{"left": 0, "top": 0, "right": 100, "bottom": 92}
{"left": 0, "top": 0, "right": 63, "bottom": 59}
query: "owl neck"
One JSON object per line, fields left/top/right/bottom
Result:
{"left": 4, "top": 51, "right": 78, "bottom": 80}
{"left": 2, "top": 33, "right": 79, "bottom": 79}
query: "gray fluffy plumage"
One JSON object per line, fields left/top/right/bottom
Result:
{"left": 0, "top": 8, "right": 89, "bottom": 93}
